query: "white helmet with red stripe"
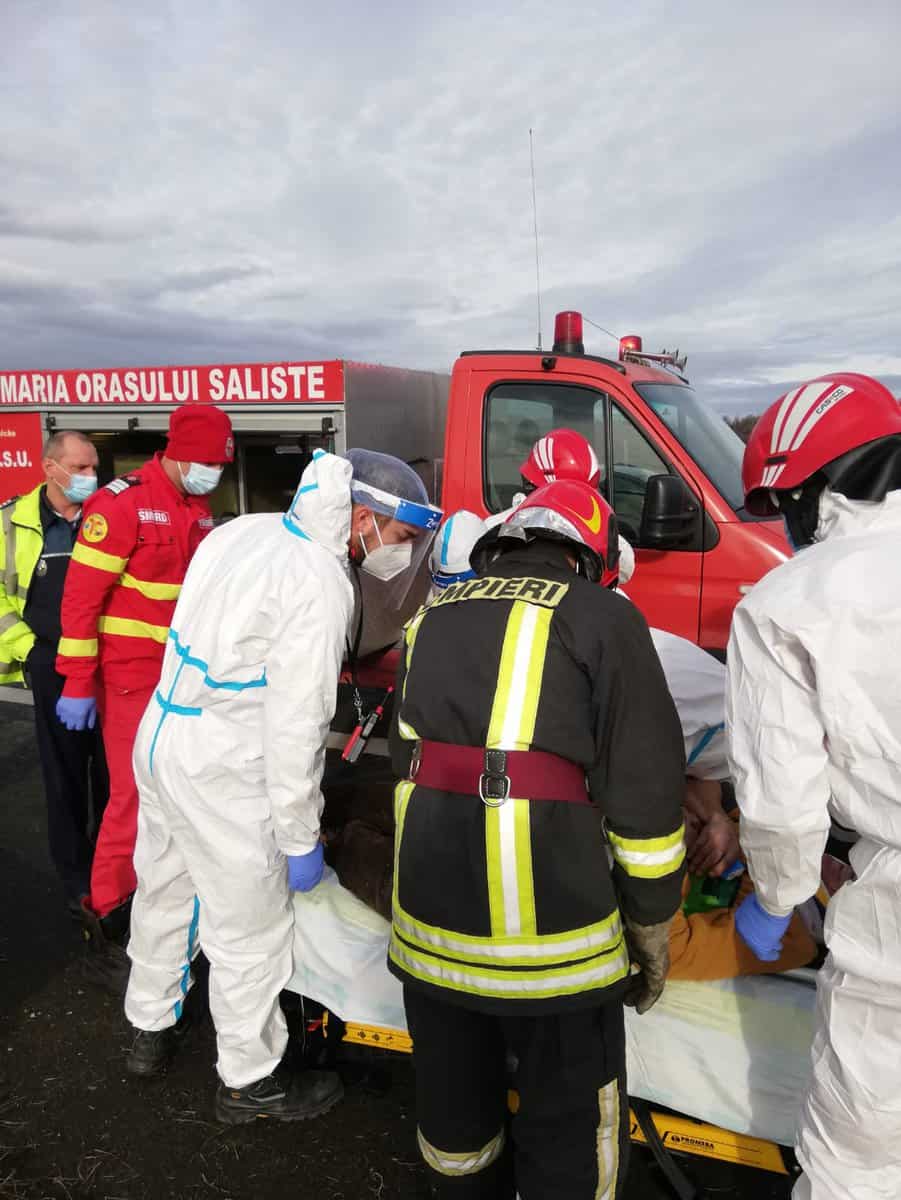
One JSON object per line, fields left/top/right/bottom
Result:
{"left": 520, "top": 429, "right": 602, "bottom": 491}
{"left": 743, "top": 372, "right": 901, "bottom": 545}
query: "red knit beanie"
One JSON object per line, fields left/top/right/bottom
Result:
{"left": 166, "top": 405, "right": 234, "bottom": 464}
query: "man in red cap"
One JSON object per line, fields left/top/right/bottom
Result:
{"left": 56, "top": 404, "right": 233, "bottom": 989}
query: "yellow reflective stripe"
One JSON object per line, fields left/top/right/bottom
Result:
{"left": 608, "top": 825, "right": 686, "bottom": 879}
{"left": 484, "top": 602, "right": 552, "bottom": 936}
{"left": 417, "top": 1128, "right": 505, "bottom": 1177}
{"left": 0, "top": 661, "right": 19, "bottom": 682}
{"left": 514, "top": 796, "right": 537, "bottom": 936}
{"left": 392, "top": 780, "right": 415, "bottom": 918}
{"left": 608, "top": 827, "right": 685, "bottom": 854}
{"left": 389, "top": 934, "right": 630, "bottom": 1000}
{"left": 485, "top": 807, "right": 506, "bottom": 936}
{"left": 72, "top": 542, "right": 128, "bottom": 574}
{"left": 494, "top": 601, "right": 552, "bottom": 748}
{"left": 397, "top": 610, "right": 427, "bottom": 743}
{"left": 596, "top": 1079, "right": 621, "bottom": 1200}
{"left": 485, "top": 601, "right": 526, "bottom": 747}
{"left": 58, "top": 636, "right": 99, "bottom": 658}
{"left": 392, "top": 903, "right": 622, "bottom": 966}
{"left": 119, "top": 573, "right": 181, "bottom": 601}
{"left": 485, "top": 799, "right": 538, "bottom": 937}
{"left": 97, "top": 615, "right": 169, "bottom": 643}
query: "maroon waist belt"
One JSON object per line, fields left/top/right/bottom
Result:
{"left": 410, "top": 739, "right": 590, "bottom": 806}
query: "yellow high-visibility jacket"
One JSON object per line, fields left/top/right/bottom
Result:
{"left": 0, "top": 485, "right": 43, "bottom": 684}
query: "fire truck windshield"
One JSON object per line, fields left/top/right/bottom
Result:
{"left": 633, "top": 382, "right": 752, "bottom": 517}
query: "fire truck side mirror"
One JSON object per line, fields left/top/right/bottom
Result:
{"left": 639, "top": 475, "right": 702, "bottom": 551}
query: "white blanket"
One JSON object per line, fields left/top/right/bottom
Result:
{"left": 290, "top": 871, "right": 816, "bottom": 1145}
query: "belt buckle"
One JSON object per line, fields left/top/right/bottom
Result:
{"left": 479, "top": 748, "right": 510, "bottom": 808}
{"left": 409, "top": 741, "right": 422, "bottom": 781}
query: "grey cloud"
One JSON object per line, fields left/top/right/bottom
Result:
{"left": 1, "top": 0, "right": 900, "bottom": 416}
{"left": 0, "top": 203, "right": 162, "bottom": 246}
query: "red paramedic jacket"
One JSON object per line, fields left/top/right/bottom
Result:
{"left": 57, "top": 453, "right": 214, "bottom": 697}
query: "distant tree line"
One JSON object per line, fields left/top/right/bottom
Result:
{"left": 725, "top": 414, "right": 760, "bottom": 443}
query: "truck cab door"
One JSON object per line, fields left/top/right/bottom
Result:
{"left": 471, "top": 370, "right": 703, "bottom": 644}
{"left": 609, "top": 403, "right": 702, "bottom": 642}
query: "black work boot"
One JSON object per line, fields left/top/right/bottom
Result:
{"left": 126, "top": 1012, "right": 191, "bottom": 1078}
{"left": 214, "top": 1068, "right": 343, "bottom": 1126}
{"left": 78, "top": 897, "right": 132, "bottom": 996}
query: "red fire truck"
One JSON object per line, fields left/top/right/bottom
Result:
{"left": 0, "top": 310, "right": 786, "bottom": 653}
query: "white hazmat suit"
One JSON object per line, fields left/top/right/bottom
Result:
{"left": 649, "top": 628, "right": 727, "bottom": 779}
{"left": 125, "top": 451, "right": 356, "bottom": 1088}
{"left": 727, "top": 489, "right": 901, "bottom": 1200}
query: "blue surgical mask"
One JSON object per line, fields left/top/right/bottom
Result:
{"left": 58, "top": 468, "right": 98, "bottom": 505}
{"left": 180, "top": 462, "right": 223, "bottom": 496}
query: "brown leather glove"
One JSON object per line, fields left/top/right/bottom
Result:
{"left": 621, "top": 915, "right": 671, "bottom": 1015}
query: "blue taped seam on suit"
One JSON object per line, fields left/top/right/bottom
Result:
{"left": 282, "top": 514, "right": 311, "bottom": 541}
{"left": 155, "top": 691, "right": 202, "bottom": 717}
{"left": 168, "top": 629, "right": 267, "bottom": 691}
{"left": 440, "top": 517, "right": 454, "bottom": 568}
{"left": 148, "top": 653, "right": 190, "bottom": 775}
{"left": 174, "top": 894, "right": 200, "bottom": 1021}
{"left": 149, "top": 631, "right": 268, "bottom": 772}
{"left": 435, "top": 568, "right": 476, "bottom": 586}
{"left": 687, "top": 723, "right": 725, "bottom": 767}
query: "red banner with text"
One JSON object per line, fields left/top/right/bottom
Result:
{"left": 0, "top": 361, "right": 345, "bottom": 407}
{"left": 0, "top": 413, "right": 45, "bottom": 503}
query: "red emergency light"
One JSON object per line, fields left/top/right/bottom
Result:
{"left": 619, "top": 334, "right": 643, "bottom": 360}
{"left": 553, "top": 311, "right": 585, "bottom": 355}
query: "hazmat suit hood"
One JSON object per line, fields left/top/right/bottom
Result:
{"left": 283, "top": 450, "right": 353, "bottom": 558}
{"left": 815, "top": 485, "right": 901, "bottom": 545}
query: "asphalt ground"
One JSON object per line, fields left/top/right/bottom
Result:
{"left": 0, "top": 694, "right": 799, "bottom": 1199}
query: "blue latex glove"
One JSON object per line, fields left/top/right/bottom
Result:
{"left": 734, "top": 893, "right": 792, "bottom": 962}
{"left": 287, "top": 843, "right": 324, "bottom": 893}
{"left": 56, "top": 696, "right": 97, "bottom": 732}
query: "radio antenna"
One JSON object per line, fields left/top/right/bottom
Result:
{"left": 529, "top": 128, "right": 543, "bottom": 351}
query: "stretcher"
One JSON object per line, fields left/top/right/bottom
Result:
{"left": 290, "top": 869, "right": 816, "bottom": 1180}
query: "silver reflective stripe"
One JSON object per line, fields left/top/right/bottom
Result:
{"left": 595, "top": 1079, "right": 622, "bottom": 1200}
{"left": 417, "top": 1127, "right": 505, "bottom": 1177}
{"left": 392, "top": 903, "right": 622, "bottom": 964}
{"left": 390, "top": 935, "right": 629, "bottom": 999}
{"left": 0, "top": 611, "right": 23, "bottom": 635}
{"left": 1, "top": 506, "right": 17, "bottom": 598}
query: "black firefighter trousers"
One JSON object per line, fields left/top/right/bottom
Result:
{"left": 404, "top": 986, "right": 629, "bottom": 1200}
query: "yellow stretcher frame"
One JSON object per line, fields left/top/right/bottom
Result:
{"left": 329, "top": 1017, "right": 789, "bottom": 1177}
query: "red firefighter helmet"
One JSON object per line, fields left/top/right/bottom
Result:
{"left": 743, "top": 373, "right": 901, "bottom": 516}
{"left": 499, "top": 479, "right": 620, "bottom": 587}
{"left": 520, "top": 429, "right": 602, "bottom": 491}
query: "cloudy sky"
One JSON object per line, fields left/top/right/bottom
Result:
{"left": 3, "top": 0, "right": 900, "bottom": 414}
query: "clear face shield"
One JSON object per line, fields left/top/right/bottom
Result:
{"left": 352, "top": 481, "right": 443, "bottom": 615}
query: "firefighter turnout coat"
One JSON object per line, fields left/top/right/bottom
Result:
{"left": 57, "top": 454, "right": 214, "bottom": 696}
{"left": 388, "top": 542, "right": 687, "bottom": 1015}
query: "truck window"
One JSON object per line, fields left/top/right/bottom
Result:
{"left": 610, "top": 405, "right": 671, "bottom": 546}
{"left": 484, "top": 383, "right": 608, "bottom": 512}
{"left": 633, "top": 382, "right": 748, "bottom": 515}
